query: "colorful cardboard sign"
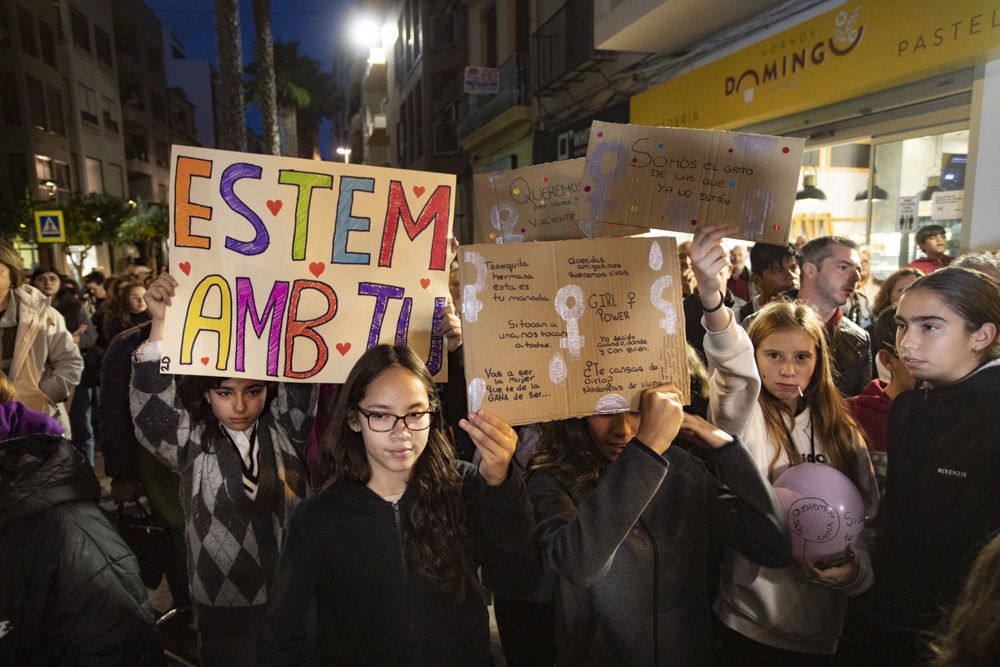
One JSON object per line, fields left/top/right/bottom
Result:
{"left": 459, "top": 235, "right": 689, "bottom": 426}
{"left": 162, "top": 145, "right": 455, "bottom": 382}
{"left": 474, "top": 159, "right": 647, "bottom": 243}
{"left": 579, "top": 121, "right": 805, "bottom": 244}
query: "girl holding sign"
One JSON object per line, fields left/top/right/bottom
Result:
{"left": 257, "top": 344, "right": 536, "bottom": 665}
{"left": 526, "top": 383, "right": 791, "bottom": 665}
{"left": 131, "top": 273, "right": 317, "bottom": 667}
{"left": 689, "top": 224, "right": 877, "bottom": 663}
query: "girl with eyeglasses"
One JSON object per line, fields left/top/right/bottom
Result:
{"left": 258, "top": 343, "right": 535, "bottom": 666}
{"left": 131, "top": 273, "right": 317, "bottom": 666}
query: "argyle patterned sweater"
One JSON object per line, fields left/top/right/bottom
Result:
{"left": 130, "top": 358, "right": 316, "bottom": 632}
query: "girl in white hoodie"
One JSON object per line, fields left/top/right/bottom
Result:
{"left": 689, "top": 225, "right": 878, "bottom": 664}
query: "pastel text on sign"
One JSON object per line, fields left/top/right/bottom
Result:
{"left": 179, "top": 275, "right": 448, "bottom": 379}
{"left": 174, "top": 158, "right": 451, "bottom": 269}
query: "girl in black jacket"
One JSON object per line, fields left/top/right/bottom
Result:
{"left": 526, "top": 383, "right": 791, "bottom": 666}
{"left": 258, "top": 344, "right": 535, "bottom": 666}
{"left": 881, "top": 267, "right": 1000, "bottom": 664}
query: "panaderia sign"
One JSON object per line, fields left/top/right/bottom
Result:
{"left": 631, "top": 1, "right": 1000, "bottom": 130}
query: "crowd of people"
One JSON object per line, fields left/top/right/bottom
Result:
{"left": 1, "top": 227, "right": 1000, "bottom": 667}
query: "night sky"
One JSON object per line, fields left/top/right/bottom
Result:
{"left": 147, "top": 0, "right": 356, "bottom": 160}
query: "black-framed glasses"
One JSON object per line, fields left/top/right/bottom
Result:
{"left": 356, "top": 408, "right": 435, "bottom": 432}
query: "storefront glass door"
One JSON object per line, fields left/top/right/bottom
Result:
{"left": 792, "top": 128, "right": 968, "bottom": 280}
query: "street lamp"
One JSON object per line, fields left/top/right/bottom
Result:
{"left": 336, "top": 147, "right": 352, "bottom": 163}
{"left": 349, "top": 16, "right": 380, "bottom": 50}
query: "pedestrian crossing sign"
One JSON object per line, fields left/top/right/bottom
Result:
{"left": 34, "top": 209, "right": 66, "bottom": 243}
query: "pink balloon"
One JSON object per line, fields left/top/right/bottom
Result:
{"left": 773, "top": 463, "right": 866, "bottom": 560}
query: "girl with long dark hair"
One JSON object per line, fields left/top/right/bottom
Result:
{"left": 526, "top": 379, "right": 791, "bottom": 662}
{"left": 689, "top": 225, "right": 878, "bottom": 664}
{"left": 258, "top": 344, "right": 535, "bottom": 666}
{"left": 880, "top": 267, "right": 1000, "bottom": 664}
{"left": 130, "top": 273, "right": 316, "bottom": 666}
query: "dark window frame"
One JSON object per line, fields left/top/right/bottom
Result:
{"left": 0, "top": 72, "right": 21, "bottom": 126}
{"left": 70, "top": 7, "right": 90, "bottom": 52}
{"left": 37, "top": 19, "right": 55, "bottom": 66}
{"left": 95, "top": 26, "right": 113, "bottom": 67}
{"left": 25, "top": 76, "right": 46, "bottom": 130}
{"left": 17, "top": 5, "right": 37, "bottom": 57}
{"left": 45, "top": 85, "right": 64, "bottom": 136}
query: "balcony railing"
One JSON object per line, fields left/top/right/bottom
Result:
{"left": 457, "top": 54, "right": 530, "bottom": 140}
{"left": 533, "top": 0, "right": 614, "bottom": 96}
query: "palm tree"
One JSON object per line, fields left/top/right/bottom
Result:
{"left": 247, "top": 41, "right": 309, "bottom": 157}
{"left": 246, "top": 41, "right": 338, "bottom": 159}
{"left": 252, "top": 0, "right": 279, "bottom": 155}
{"left": 296, "top": 61, "right": 339, "bottom": 160}
{"left": 214, "top": 0, "right": 247, "bottom": 151}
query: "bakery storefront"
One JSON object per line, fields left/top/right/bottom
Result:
{"left": 631, "top": 0, "right": 1000, "bottom": 276}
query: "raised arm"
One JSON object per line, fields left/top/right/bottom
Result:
{"left": 128, "top": 273, "right": 191, "bottom": 470}
{"left": 688, "top": 225, "right": 762, "bottom": 437}
{"left": 688, "top": 224, "right": 734, "bottom": 334}
{"left": 704, "top": 313, "right": 762, "bottom": 438}
{"left": 528, "top": 386, "right": 684, "bottom": 587}
{"left": 529, "top": 444, "right": 667, "bottom": 587}
{"left": 684, "top": 422, "right": 792, "bottom": 568}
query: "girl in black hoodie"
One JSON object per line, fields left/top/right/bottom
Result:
{"left": 258, "top": 344, "right": 536, "bottom": 666}
{"left": 881, "top": 267, "right": 1000, "bottom": 664}
{"left": 527, "top": 381, "right": 791, "bottom": 666}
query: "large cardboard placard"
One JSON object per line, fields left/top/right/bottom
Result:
{"left": 474, "top": 159, "right": 646, "bottom": 243}
{"left": 163, "top": 145, "right": 454, "bottom": 382}
{"left": 579, "top": 121, "right": 805, "bottom": 244}
{"left": 459, "top": 236, "right": 689, "bottom": 426}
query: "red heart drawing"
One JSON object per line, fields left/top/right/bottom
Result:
{"left": 412, "top": 186, "right": 426, "bottom": 197}
{"left": 309, "top": 261, "right": 325, "bottom": 277}
{"left": 420, "top": 278, "right": 430, "bottom": 289}
{"left": 335, "top": 342, "right": 351, "bottom": 356}
{"left": 179, "top": 261, "right": 191, "bottom": 276}
{"left": 266, "top": 199, "right": 283, "bottom": 216}
{"left": 200, "top": 356, "right": 210, "bottom": 365}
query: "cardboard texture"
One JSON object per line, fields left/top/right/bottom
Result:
{"left": 474, "top": 159, "right": 647, "bottom": 243}
{"left": 579, "top": 121, "right": 805, "bottom": 244}
{"left": 163, "top": 145, "right": 454, "bottom": 382}
{"left": 459, "top": 235, "right": 689, "bottom": 426}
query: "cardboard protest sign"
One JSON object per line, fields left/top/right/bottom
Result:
{"left": 163, "top": 145, "right": 454, "bottom": 382}
{"left": 579, "top": 121, "right": 805, "bottom": 244}
{"left": 474, "top": 159, "right": 646, "bottom": 243}
{"left": 459, "top": 236, "right": 689, "bottom": 426}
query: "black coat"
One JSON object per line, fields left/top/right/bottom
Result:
{"left": 0, "top": 434, "right": 163, "bottom": 666}
{"left": 882, "top": 361, "right": 1000, "bottom": 634}
{"left": 257, "top": 462, "right": 537, "bottom": 666}
{"left": 529, "top": 438, "right": 791, "bottom": 667}
{"left": 99, "top": 322, "right": 150, "bottom": 482}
